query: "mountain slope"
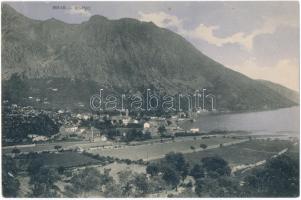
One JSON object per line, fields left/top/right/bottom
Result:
{"left": 258, "top": 80, "right": 299, "bottom": 104}
{"left": 1, "top": 4, "right": 298, "bottom": 111}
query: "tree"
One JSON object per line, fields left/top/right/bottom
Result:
{"left": 243, "top": 154, "right": 299, "bottom": 197}
{"left": 212, "top": 177, "right": 241, "bottom": 197}
{"left": 200, "top": 144, "right": 207, "bottom": 149}
{"left": 27, "top": 159, "right": 44, "bottom": 175}
{"left": 162, "top": 166, "right": 180, "bottom": 189}
{"left": 190, "top": 164, "right": 205, "bottom": 180}
{"left": 164, "top": 152, "right": 189, "bottom": 180}
{"left": 30, "top": 167, "right": 59, "bottom": 197}
{"left": 132, "top": 173, "right": 149, "bottom": 196}
{"left": 201, "top": 156, "right": 231, "bottom": 177}
{"left": 190, "top": 145, "right": 195, "bottom": 151}
{"left": 118, "top": 170, "right": 134, "bottom": 196}
{"left": 67, "top": 167, "right": 113, "bottom": 196}
{"left": 57, "top": 166, "right": 66, "bottom": 174}
{"left": 195, "top": 177, "right": 241, "bottom": 197}
{"left": 122, "top": 129, "right": 151, "bottom": 142}
{"left": 118, "top": 119, "right": 123, "bottom": 126}
{"left": 109, "top": 170, "right": 149, "bottom": 197}
{"left": 103, "top": 117, "right": 112, "bottom": 129}
{"left": 11, "top": 147, "right": 21, "bottom": 154}
{"left": 146, "top": 163, "right": 160, "bottom": 176}
{"left": 2, "top": 156, "right": 20, "bottom": 197}
{"left": 148, "top": 176, "right": 168, "bottom": 193}
{"left": 195, "top": 178, "right": 204, "bottom": 196}
{"left": 181, "top": 162, "right": 190, "bottom": 181}
{"left": 165, "top": 152, "right": 186, "bottom": 172}
{"left": 158, "top": 125, "right": 166, "bottom": 136}
{"left": 4, "top": 112, "right": 60, "bottom": 142}
{"left": 3, "top": 73, "right": 29, "bottom": 104}
{"left": 54, "top": 145, "right": 62, "bottom": 151}
{"left": 104, "top": 180, "right": 123, "bottom": 197}
{"left": 3, "top": 172, "right": 20, "bottom": 197}
{"left": 70, "top": 167, "right": 105, "bottom": 193}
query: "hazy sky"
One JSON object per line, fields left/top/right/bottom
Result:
{"left": 7, "top": 2, "right": 300, "bottom": 91}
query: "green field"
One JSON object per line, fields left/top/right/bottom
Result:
{"left": 19, "top": 152, "right": 101, "bottom": 168}
{"left": 183, "top": 139, "right": 295, "bottom": 166}
{"left": 88, "top": 137, "right": 242, "bottom": 160}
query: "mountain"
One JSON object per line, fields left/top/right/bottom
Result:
{"left": 1, "top": 4, "right": 298, "bottom": 112}
{"left": 258, "top": 80, "right": 299, "bottom": 104}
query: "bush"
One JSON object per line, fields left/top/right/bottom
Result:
{"left": 70, "top": 167, "right": 110, "bottom": 193}
{"left": 124, "top": 159, "right": 132, "bottom": 165}
{"left": 11, "top": 148, "right": 21, "bottom": 154}
{"left": 57, "top": 166, "right": 65, "bottom": 174}
{"left": 146, "top": 163, "right": 160, "bottom": 176}
{"left": 201, "top": 156, "right": 231, "bottom": 177}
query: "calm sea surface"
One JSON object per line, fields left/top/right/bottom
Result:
{"left": 183, "top": 106, "right": 299, "bottom": 137}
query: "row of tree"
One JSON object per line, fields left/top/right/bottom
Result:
{"left": 3, "top": 110, "right": 60, "bottom": 143}
{"left": 2, "top": 151, "right": 299, "bottom": 197}
{"left": 145, "top": 152, "right": 299, "bottom": 197}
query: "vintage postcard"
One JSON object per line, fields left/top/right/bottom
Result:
{"left": 1, "top": 1, "right": 300, "bottom": 198}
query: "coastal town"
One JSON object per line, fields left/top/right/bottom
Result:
{"left": 3, "top": 102, "right": 205, "bottom": 145}
{"left": 2, "top": 102, "right": 299, "bottom": 197}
